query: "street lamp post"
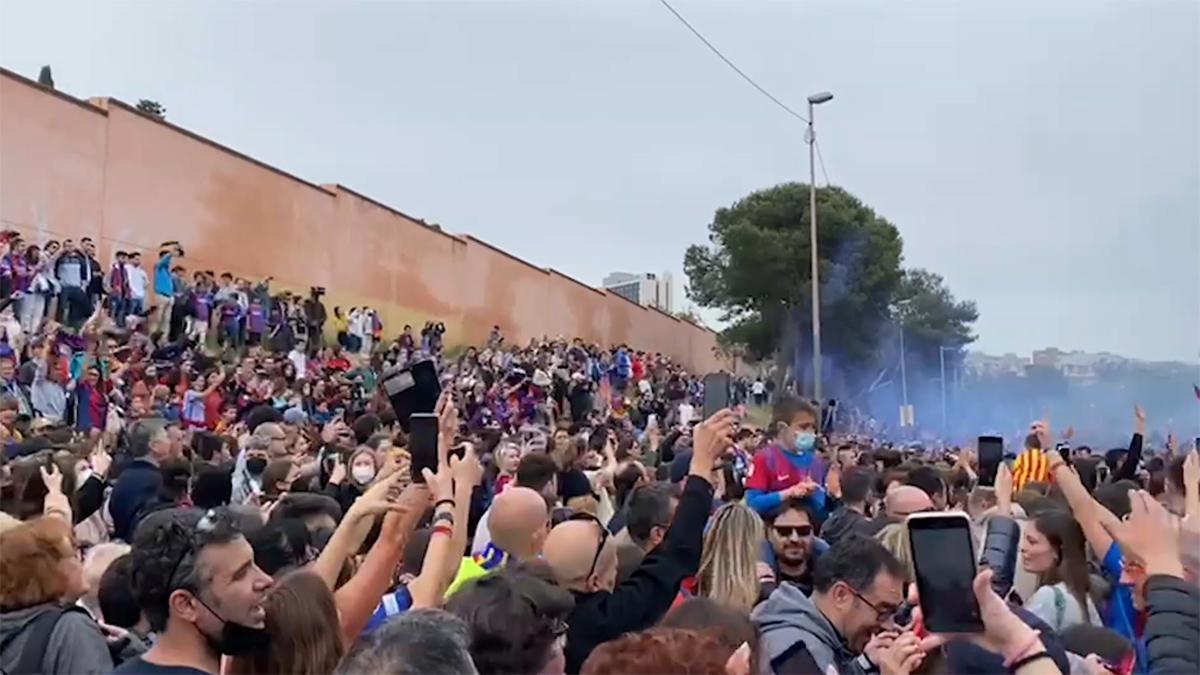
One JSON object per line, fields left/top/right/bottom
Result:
{"left": 939, "top": 345, "right": 952, "bottom": 433}
{"left": 806, "top": 91, "right": 833, "bottom": 413}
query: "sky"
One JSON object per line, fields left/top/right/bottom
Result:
{"left": 2, "top": 0, "right": 1197, "bottom": 362}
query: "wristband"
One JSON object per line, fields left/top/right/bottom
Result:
{"left": 1009, "top": 652, "right": 1051, "bottom": 672}
{"left": 432, "top": 511, "right": 455, "bottom": 526}
{"left": 434, "top": 498, "right": 456, "bottom": 510}
{"left": 1002, "top": 631, "right": 1042, "bottom": 668}
{"left": 431, "top": 524, "right": 453, "bottom": 538}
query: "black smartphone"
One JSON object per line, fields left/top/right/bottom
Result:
{"left": 907, "top": 512, "right": 984, "bottom": 633}
{"left": 977, "top": 435, "right": 1004, "bottom": 487}
{"left": 702, "top": 372, "right": 731, "bottom": 420}
{"left": 1055, "top": 442, "right": 1072, "bottom": 468}
{"left": 382, "top": 359, "right": 442, "bottom": 433}
{"left": 408, "top": 413, "right": 439, "bottom": 484}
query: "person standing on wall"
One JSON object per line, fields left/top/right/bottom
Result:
{"left": 154, "top": 241, "right": 182, "bottom": 337}
{"left": 52, "top": 238, "right": 93, "bottom": 329}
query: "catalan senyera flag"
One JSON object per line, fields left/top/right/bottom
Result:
{"left": 1012, "top": 447, "right": 1052, "bottom": 491}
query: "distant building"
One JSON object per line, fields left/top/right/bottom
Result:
{"left": 603, "top": 271, "right": 674, "bottom": 313}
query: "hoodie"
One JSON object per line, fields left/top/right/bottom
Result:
{"left": 0, "top": 603, "right": 114, "bottom": 674}
{"left": 753, "top": 583, "right": 866, "bottom": 675}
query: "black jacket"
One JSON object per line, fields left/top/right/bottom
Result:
{"left": 1144, "top": 574, "right": 1199, "bottom": 675}
{"left": 563, "top": 474, "right": 713, "bottom": 673}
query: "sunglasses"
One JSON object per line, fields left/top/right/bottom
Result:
{"left": 773, "top": 524, "right": 813, "bottom": 538}
{"left": 568, "top": 512, "right": 610, "bottom": 579}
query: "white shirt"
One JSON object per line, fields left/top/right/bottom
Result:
{"left": 677, "top": 402, "right": 695, "bottom": 426}
{"left": 288, "top": 349, "right": 308, "bottom": 380}
{"left": 125, "top": 264, "right": 148, "bottom": 300}
{"left": 1025, "top": 582, "right": 1101, "bottom": 631}
{"left": 752, "top": 381, "right": 765, "bottom": 395}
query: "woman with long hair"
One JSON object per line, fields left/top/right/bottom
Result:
{"left": 695, "top": 502, "right": 765, "bottom": 613}
{"left": 228, "top": 570, "right": 344, "bottom": 675}
{"left": 1020, "top": 509, "right": 1101, "bottom": 630}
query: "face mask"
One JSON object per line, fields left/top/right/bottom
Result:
{"left": 195, "top": 596, "right": 270, "bottom": 656}
{"left": 793, "top": 432, "right": 817, "bottom": 453}
{"left": 351, "top": 465, "right": 375, "bottom": 485}
{"left": 246, "top": 457, "right": 267, "bottom": 475}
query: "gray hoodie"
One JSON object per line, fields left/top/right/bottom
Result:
{"left": 0, "top": 603, "right": 114, "bottom": 674}
{"left": 753, "top": 584, "right": 866, "bottom": 675}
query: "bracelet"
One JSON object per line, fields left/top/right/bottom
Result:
{"left": 1002, "top": 631, "right": 1042, "bottom": 668}
{"left": 434, "top": 498, "right": 456, "bottom": 510}
{"left": 1009, "top": 652, "right": 1051, "bottom": 672}
{"left": 431, "top": 524, "right": 453, "bottom": 538}
{"left": 432, "top": 511, "right": 455, "bottom": 526}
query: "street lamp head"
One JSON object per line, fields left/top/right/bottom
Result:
{"left": 807, "top": 91, "right": 834, "bottom": 105}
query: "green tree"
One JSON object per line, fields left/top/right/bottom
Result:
{"left": 136, "top": 99, "right": 166, "bottom": 118}
{"left": 891, "top": 268, "right": 979, "bottom": 388}
{"left": 684, "top": 183, "right": 904, "bottom": 389}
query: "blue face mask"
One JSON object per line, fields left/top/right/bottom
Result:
{"left": 793, "top": 431, "right": 817, "bottom": 453}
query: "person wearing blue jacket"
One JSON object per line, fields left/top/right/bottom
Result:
{"left": 108, "top": 418, "right": 172, "bottom": 542}
{"left": 152, "top": 243, "right": 180, "bottom": 337}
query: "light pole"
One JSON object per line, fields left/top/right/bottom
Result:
{"left": 939, "top": 345, "right": 952, "bottom": 433}
{"left": 894, "top": 299, "right": 911, "bottom": 431}
{"left": 806, "top": 91, "right": 833, "bottom": 412}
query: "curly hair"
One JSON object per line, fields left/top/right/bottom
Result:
{"left": 581, "top": 628, "right": 732, "bottom": 675}
{"left": 0, "top": 516, "right": 75, "bottom": 611}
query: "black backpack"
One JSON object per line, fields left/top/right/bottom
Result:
{"left": 0, "top": 605, "right": 87, "bottom": 675}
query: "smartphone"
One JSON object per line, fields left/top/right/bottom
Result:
{"left": 1055, "top": 442, "right": 1072, "bottom": 469}
{"left": 907, "top": 512, "right": 984, "bottom": 633}
{"left": 383, "top": 360, "right": 442, "bottom": 433}
{"left": 702, "top": 372, "right": 731, "bottom": 420}
{"left": 977, "top": 435, "right": 1004, "bottom": 487}
{"left": 408, "top": 413, "right": 439, "bottom": 484}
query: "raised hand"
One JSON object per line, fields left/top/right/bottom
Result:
{"left": 690, "top": 408, "right": 737, "bottom": 478}
{"left": 346, "top": 469, "right": 410, "bottom": 522}
{"left": 1102, "top": 489, "right": 1183, "bottom": 578}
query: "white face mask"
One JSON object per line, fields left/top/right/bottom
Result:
{"left": 351, "top": 465, "right": 376, "bottom": 485}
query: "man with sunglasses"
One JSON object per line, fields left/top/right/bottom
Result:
{"left": 543, "top": 409, "right": 737, "bottom": 674}
{"left": 755, "top": 534, "right": 907, "bottom": 675}
{"left": 763, "top": 500, "right": 823, "bottom": 596}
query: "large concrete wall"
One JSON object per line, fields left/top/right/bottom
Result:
{"left": 0, "top": 68, "right": 727, "bottom": 372}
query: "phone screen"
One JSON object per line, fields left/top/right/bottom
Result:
{"left": 908, "top": 513, "right": 984, "bottom": 633}
{"left": 702, "top": 372, "right": 731, "bottom": 420}
{"left": 408, "top": 413, "right": 439, "bottom": 484}
{"left": 977, "top": 436, "right": 1004, "bottom": 487}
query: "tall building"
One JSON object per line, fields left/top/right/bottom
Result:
{"left": 603, "top": 271, "right": 674, "bottom": 313}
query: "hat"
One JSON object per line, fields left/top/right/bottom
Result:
{"left": 532, "top": 370, "right": 552, "bottom": 388}
{"left": 282, "top": 407, "right": 308, "bottom": 427}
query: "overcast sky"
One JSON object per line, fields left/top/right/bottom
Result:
{"left": 2, "top": 0, "right": 1196, "bottom": 362}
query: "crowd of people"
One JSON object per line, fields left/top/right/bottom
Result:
{"left": 0, "top": 231, "right": 1196, "bottom": 675}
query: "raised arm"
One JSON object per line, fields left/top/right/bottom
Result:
{"left": 333, "top": 482, "right": 428, "bottom": 644}
{"left": 1048, "top": 452, "right": 1117, "bottom": 559}
{"left": 312, "top": 470, "right": 407, "bottom": 590}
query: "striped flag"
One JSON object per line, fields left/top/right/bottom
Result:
{"left": 1012, "top": 447, "right": 1052, "bottom": 491}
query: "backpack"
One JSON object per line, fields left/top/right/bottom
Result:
{"left": 0, "top": 605, "right": 86, "bottom": 675}
{"left": 1052, "top": 584, "right": 1067, "bottom": 630}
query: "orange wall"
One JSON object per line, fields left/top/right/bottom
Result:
{"left": 0, "top": 68, "right": 727, "bottom": 373}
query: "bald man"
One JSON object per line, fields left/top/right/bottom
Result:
{"left": 445, "top": 487, "right": 549, "bottom": 596}
{"left": 863, "top": 484, "right": 935, "bottom": 537}
{"left": 545, "top": 409, "right": 737, "bottom": 673}
{"left": 885, "top": 485, "right": 934, "bottom": 519}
